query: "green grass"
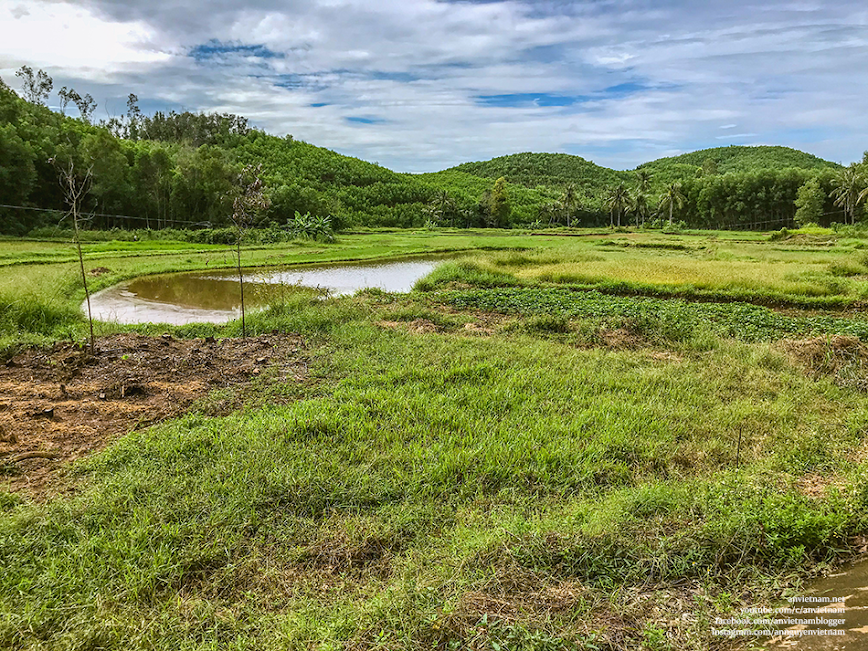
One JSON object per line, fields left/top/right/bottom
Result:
{"left": 3, "top": 297, "right": 868, "bottom": 649}
{"left": 2, "top": 230, "right": 868, "bottom": 649}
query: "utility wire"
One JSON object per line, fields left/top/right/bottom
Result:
{"left": 0, "top": 203, "right": 212, "bottom": 227}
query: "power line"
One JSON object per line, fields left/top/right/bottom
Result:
{"left": 0, "top": 203, "right": 212, "bottom": 227}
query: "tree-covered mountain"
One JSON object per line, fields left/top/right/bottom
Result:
{"left": 1, "top": 68, "right": 863, "bottom": 234}
{"left": 437, "top": 152, "right": 631, "bottom": 194}
{"left": 639, "top": 145, "right": 841, "bottom": 176}
{"left": 0, "top": 78, "right": 558, "bottom": 233}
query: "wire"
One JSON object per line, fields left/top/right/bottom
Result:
{"left": 0, "top": 203, "right": 212, "bottom": 227}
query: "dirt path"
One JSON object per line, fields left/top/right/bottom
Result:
{"left": 0, "top": 333, "right": 306, "bottom": 497}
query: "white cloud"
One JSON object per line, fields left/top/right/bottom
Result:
{"left": 1, "top": 0, "right": 866, "bottom": 171}
{"left": 0, "top": 1, "right": 170, "bottom": 79}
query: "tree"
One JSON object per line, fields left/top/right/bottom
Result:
{"left": 603, "top": 183, "right": 629, "bottom": 227}
{"left": 425, "top": 190, "right": 457, "bottom": 227}
{"left": 701, "top": 157, "right": 719, "bottom": 177}
{"left": 15, "top": 66, "right": 52, "bottom": 105}
{"left": 126, "top": 93, "right": 142, "bottom": 140}
{"left": 0, "top": 124, "right": 36, "bottom": 210}
{"left": 133, "top": 145, "right": 173, "bottom": 230}
{"left": 559, "top": 183, "right": 579, "bottom": 227}
{"left": 658, "top": 182, "right": 686, "bottom": 226}
{"left": 52, "top": 155, "right": 96, "bottom": 352}
{"left": 73, "top": 93, "right": 97, "bottom": 123}
{"left": 831, "top": 165, "right": 866, "bottom": 225}
{"left": 488, "top": 177, "right": 510, "bottom": 228}
{"left": 230, "top": 164, "right": 270, "bottom": 337}
{"left": 82, "top": 131, "right": 132, "bottom": 222}
{"left": 58, "top": 87, "right": 80, "bottom": 116}
{"left": 794, "top": 177, "right": 825, "bottom": 226}
{"left": 633, "top": 169, "right": 653, "bottom": 227}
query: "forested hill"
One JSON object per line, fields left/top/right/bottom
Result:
{"left": 639, "top": 145, "right": 840, "bottom": 178}
{"left": 0, "top": 71, "right": 860, "bottom": 233}
{"left": 0, "top": 79, "right": 556, "bottom": 233}
{"left": 437, "top": 152, "right": 630, "bottom": 194}
{"left": 443, "top": 147, "right": 840, "bottom": 188}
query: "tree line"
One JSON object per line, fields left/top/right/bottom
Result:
{"left": 2, "top": 66, "right": 866, "bottom": 235}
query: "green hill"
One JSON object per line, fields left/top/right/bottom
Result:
{"left": 0, "top": 74, "right": 856, "bottom": 233}
{"left": 639, "top": 145, "right": 840, "bottom": 177}
{"left": 439, "top": 152, "right": 630, "bottom": 195}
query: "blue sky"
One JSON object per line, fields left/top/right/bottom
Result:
{"left": 1, "top": 0, "right": 866, "bottom": 172}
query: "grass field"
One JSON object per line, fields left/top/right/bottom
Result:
{"left": 2, "top": 227, "right": 868, "bottom": 650}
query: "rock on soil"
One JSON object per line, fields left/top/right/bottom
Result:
{"left": 0, "top": 333, "right": 306, "bottom": 496}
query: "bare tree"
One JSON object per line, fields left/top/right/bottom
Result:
{"left": 52, "top": 156, "right": 96, "bottom": 352}
{"left": 15, "top": 66, "right": 53, "bottom": 104}
{"left": 230, "top": 164, "right": 269, "bottom": 337}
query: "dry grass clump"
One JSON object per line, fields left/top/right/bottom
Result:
{"left": 781, "top": 335, "right": 868, "bottom": 391}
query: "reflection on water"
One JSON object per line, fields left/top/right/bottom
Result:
{"left": 87, "top": 258, "right": 441, "bottom": 325}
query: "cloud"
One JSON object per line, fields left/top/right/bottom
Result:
{"left": 0, "top": 0, "right": 866, "bottom": 171}
{"left": 0, "top": 1, "right": 170, "bottom": 77}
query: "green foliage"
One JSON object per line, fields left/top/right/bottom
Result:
{"left": 488, "top": 177, "right": 511, "bottom": 227}
{"left": 445, "top": 151, "right": 629, "bottom": 194}
{"left": 3, "top": 232, "right": 868, "bottom": 648}
{"left": 794, "top": 177, "right": 826, "bottom": 226}
{"left": 433, "top": 287, "right": 868, "bottom": 342}
{"left": 641, "top": 145, "right": 840, "bottom": 176}
{"left": 0, "top": 80, "right": 854, "bottom": 235}
{"left": 284, "top": 211, "right": 335, "bottom": 242}
{"left": 413, "top": 260, "right": 521, "bottom": 291}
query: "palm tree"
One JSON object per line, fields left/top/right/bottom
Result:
{"left": 604, "top": 183, "right": 630, "bottom": 227}
{"left": 560, "top": 183, "right": 579, "bottom": 228}
{"left": 631, "top": 192, "right": 650, "bottom": 228}
{"left": 658, "top": 182, "right": 686, "bottom": 226}
{"left": 539, "top": 201, "right": 563, "bottom": 226}
{"left": 635, "top": 169, "right": 652, "bottom": 194}
{"left": 633, "top": 169, "right": 653, "bottom": 227}
{"left": 831, "top": 165, "right": 867, "bottom": 225}
{"left": 426, "top": 190, "right": 457, "bottom": 227}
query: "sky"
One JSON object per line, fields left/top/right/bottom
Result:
{"left": 1, "top": 0, "right": 866, "bottom": 172}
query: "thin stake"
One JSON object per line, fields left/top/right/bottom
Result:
{"left": 237, "top": 237, "right": 246, "bottom": 338}
{"left": 736, "top": 424, "right": 743, "bottom": 470}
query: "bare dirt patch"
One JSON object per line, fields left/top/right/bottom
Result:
{"left": 376, "top": 319, "right": 441, "bottom": 334}
{"left": 780, "top": 336, "right": 868, "bottom": 391}
{"left": 596, "top": 327, "right": 647, "bottom": 350}
{"left": 0, "top": 332, "right": 306, "bottom": 496}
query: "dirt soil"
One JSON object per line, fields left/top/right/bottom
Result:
{"left": 0, "top": 333, "right": 306, "bottom": 496}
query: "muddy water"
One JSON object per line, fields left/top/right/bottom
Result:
{"left": 88, "top": 258, "right": 441, "bottom": 325}
{"left": 763, "top": 560, "right": 868, "bottom": 650}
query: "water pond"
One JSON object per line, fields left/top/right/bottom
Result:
{"left": 87, "top": 258, "right": 441, "bottom": 325}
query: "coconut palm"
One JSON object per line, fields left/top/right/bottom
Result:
{"left": 631, "top": 192, "right": 650, "bottom": 228}
{"left": 560, "top": 183, "right": 579, "bottom": 228}
{"left": 539, "top": 201, "right": 563, "bottom": 226}
{"left": 633, "top": 169, "right": 653, "bottom": 227}
{"left": 658, "top": 181, "right": 686, "bottom": 226}
{"left": 604, "top": 183, "right": 630, "bottom": 227}
{"left": 426, "top": 190, "right": 457, "bottom": 227}
{"left": 635, "top": 169, "right": 652, "bottom": 194}
{"left": 831, "top": 165, "right": 867, "bottom": 225}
